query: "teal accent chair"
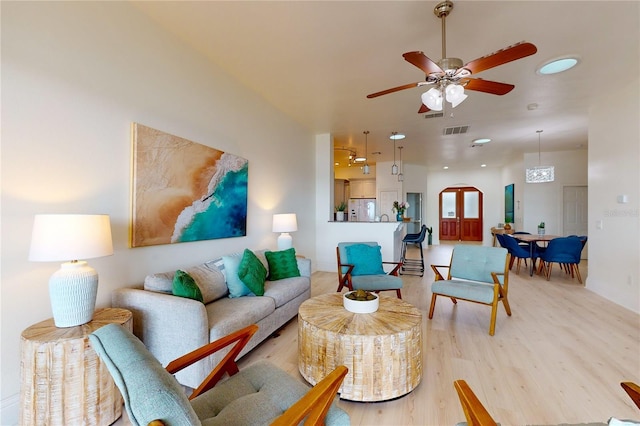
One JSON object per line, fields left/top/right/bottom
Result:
{"left": 88, "top": 323, "right": 350, "bottom": 426}
{"left": 429, "top": 245, "right": 511, "bottom": 336}
{"left": 336, "top": 242, "right": 403, "bottom": 298}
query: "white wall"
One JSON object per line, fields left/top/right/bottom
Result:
{"left": 522, "top": 149, "right": 588, "bottom": 235}
{"left": 586, "top": 76, "right": 640, "bottom": 313}
{"left": 1, "top": 2, "right": 316, "bottom": 422}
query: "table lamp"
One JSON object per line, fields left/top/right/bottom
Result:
{"left": 272, "top": 213, "right": 297, "bottom": 250}
{"left": 29, "top": 214, "right": 114, "bottom": 327}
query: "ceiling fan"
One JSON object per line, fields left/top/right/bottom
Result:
{"left": 367, "top": 0, "right": 537, "bottom": 113}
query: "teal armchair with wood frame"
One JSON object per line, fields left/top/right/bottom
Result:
{"left": 89, "top": 323, "right": 350, "bottom": 426}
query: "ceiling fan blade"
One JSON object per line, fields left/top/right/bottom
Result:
{"left": 367, "top": 82, "right": 422, "bottom": 99}
{"left": 418, "top": 104, "right": 430, "bottom": 114}
{"left": 463, "top": 78, "right": 515, "bottom": 95}
{"left": 461, "top": 42, "right": 537, "bottom": 75}
{"left": 403, "top": 51, "right": 444, "bottom": 75}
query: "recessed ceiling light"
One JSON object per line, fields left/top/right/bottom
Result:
{"left": 481, "top": 164, "right": 487, "bottom": 168}
{"left": 472, "top": 138, "right": 491, "bottom": 145}
{"left": 537, "top": 56, "right": 580, "bottom": 75}
{"left": 389, "top": 133, "right": 405, "bottom": 140}
{"left": 443, "top": 166, "right": 449, "bottom": 170}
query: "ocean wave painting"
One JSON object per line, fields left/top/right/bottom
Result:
{"left": 131, "top": 123, "right": 248, "bottom": 247}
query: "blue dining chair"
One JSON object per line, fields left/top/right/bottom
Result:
{"left": 499, "top": 234, "right": 538, "bottom": 275}
{"left": 539, "top": 237, "right": 584, "bottom": 283}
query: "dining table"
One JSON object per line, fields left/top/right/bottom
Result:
{"left": 510, "top": 233, "right": 561, "bottom": 276}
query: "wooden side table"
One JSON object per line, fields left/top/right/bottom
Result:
{"left": 20, "top": 308, "right": 133, "bottom": 426}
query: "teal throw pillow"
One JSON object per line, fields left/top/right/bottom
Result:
{"left": 222, "top": 254, "right": 252, "bottom": 298}
{"left": 172, "top": 270, "right": 204, "bottom": 302}
{"left": 345, "top": 244, "right": 385, "bottom": 276}
{"left": 238, "top": 249, "right": 267, "bottom": 296}
{"left": 265, "top": 248, "right": 301, "bottom": 281}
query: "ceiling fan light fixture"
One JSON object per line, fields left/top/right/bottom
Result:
{"left": 445, "top": 84, "right": 468, "bottom": 108}
{"left": 422, "top": 87, "right": 443, "bottom": 111}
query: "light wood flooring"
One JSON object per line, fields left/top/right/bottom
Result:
{"left": 116, "top": 243, "right": 640, "bottom": 426}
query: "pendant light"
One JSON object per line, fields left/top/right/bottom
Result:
{"left": 525, "top": 130, "right": 555, "bottom": 183}
{"left": 362, "top": 131, "right": 370, "bottom": 175}
{"left": 397, "top": 146, "right": 404, "bottom": 182}
{"left": 390, "top": 132, "right": 399, "bottom": 175}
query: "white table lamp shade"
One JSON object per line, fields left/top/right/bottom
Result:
{"left": 29, "top": 214, "right": 113, "bottom": 327}
{"left": 272, "top": 213, "right": 297, "bottom": 251}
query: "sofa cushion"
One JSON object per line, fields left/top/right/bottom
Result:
{"left": 263, "top": 277, "right": 310, "bottom": 308}
{"left": 144, "top": 264, "right": 228, "bottom": 304}
{"left": 173, "top": 270, "right": 204, "bottom": 303}
{"left": 238, "top": 249, "right": 267, "bottom": 296}
{"left": 222, "top": 254, "right": 253, "bottom": 298}
{"left": 206, "top": 296, "right": 275, "bottom": 342}
{"left": 265, "top": 248, "right": 301, "bottom": 280}
{"left": 345, "top": 244, "right": 385, "bottom": 276}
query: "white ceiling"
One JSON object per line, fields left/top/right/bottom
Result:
{"left": 133, "top": 1, "right": 638, "bottom": 171}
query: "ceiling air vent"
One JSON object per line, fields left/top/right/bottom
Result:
{"left": 424, "top": 112, "right": 444, "bottom": 119}
{"left": 442, "top": 125, "right": 469, "bottom": 136}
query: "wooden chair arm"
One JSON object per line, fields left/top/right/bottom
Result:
{"left": 454, "top": 380, "right": 498, "bottom": 426}
{"left": 165, "top": 324, "right": 259, "bottom": 399}
{"left": 621, "top": 382, "right": 640, "bottom": 410}
{"left": 339, "top": 263, "right": 355, "bottom": 277}
{"left": 431, "top": 264, "right": 450, "bottom": 280}
{"left": 490, "top": 272, "right": 505, "bottom": 284}
{"left": 383, "top": 261, "right": 402, "bottom": 276}
{"left": 270, "top": 366, "right": 348, "bottom": 426}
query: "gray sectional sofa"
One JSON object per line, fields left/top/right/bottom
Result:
{"left": 112, "top": 249, "right": 311, "bottom": 389}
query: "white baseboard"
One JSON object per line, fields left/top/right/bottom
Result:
{"left": 0, "top": 393, "right": 19, "bottom": 426}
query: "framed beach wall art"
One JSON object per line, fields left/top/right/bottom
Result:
{"left": 504, "top": 183, "right": 515, "bottom": 224}
{"left": 130, "top": 123, "right": 248, "bottom": 248}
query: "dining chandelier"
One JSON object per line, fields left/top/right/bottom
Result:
{"left": 525, "top": 130, "right": 554, "bottom": 183}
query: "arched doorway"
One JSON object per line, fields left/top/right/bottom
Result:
{"left": 439, "top": 186, "right": 483, "bottom": 241}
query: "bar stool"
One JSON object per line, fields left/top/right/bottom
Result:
{"left": 400, "top": 225, "right": 427, "bottom": 276}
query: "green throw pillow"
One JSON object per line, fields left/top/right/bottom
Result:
{"left": 265, "top": 248, "right": 301, "bottom": 281}
{"left": 345, "top": 244, "right": 385, "bottom": 276}
{"left": 172, "top": 270, "right": 204, "bottom": 302}
{"left": 238, "top": 249, "right": 267, "bottom": 296}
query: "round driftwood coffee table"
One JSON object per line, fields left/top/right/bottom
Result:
{"left": 298, "top": 293, "right": 422, "bottom": 401}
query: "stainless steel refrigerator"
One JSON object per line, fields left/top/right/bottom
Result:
{"left": 348, "top": 199, "right": 376, "bottom": 222}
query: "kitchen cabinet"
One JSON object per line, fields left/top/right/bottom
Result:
{"left": 350, "top": 179, "right": 376, "bottom": 198}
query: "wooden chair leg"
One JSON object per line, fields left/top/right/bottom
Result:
{"left": 428, "top": 294, "right": 438, "bottom": 319}
{"left": 545, "top": 262, "right": 553, "bottom": 281}
{"left": 573, "top": 264, "right": 583, "bottom": 284}
{"left": 499, "top": 287, "right": 512, "bottom": 316}
{"left": 396, "top": 289, "right": 402, "bottom": 299}
{"left": 489, "top": 302, "right": 498, "bottom": 336}
{"left": 515, "top": 258, "right": 521, "bottom": 275}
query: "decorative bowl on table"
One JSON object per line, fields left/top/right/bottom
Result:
{"left": 343, "top": 290, "right": 379, "bottom": 313}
